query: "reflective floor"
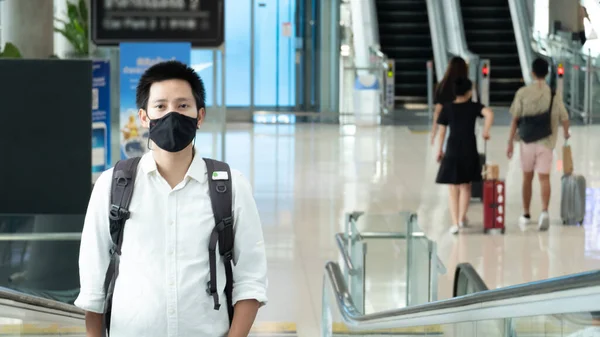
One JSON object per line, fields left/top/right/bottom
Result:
{"left": 208, "top": 121, "right": 600, "bottom": 337}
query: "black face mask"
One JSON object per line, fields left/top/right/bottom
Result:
{"left": 148, "top": 112, "right": 198, "bottom": 153}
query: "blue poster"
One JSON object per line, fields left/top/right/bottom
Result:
{"left": 92, "top": 60, "right": 111, "bottom": 182}
{"left": 119, "top": 42, "right": 192, "bottom": 159}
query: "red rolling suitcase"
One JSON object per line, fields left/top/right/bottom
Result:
{"left": 483, "top": 179, "right": 506, "bottom": 234}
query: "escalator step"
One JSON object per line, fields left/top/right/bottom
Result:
{"left": 379, "top": 22, "right": 429, "bottom": 34}
{"left": 376, "top": 0, "right": 426, "bottom": 11}
{"left": 468, "top": 41, "right": 518, "bottom": 54}
{"left": 383, "top": 47, "right": 432, "bottom": 59}
{"left": 380, "top": 34, "right": 432, "bottom": 47}
{"left": 463, "top": 18, "right": 513, "bottom": 30}
{"left": 466, "top": 30, "right": 515, "bottom": 42}
{"left": 378, "top": 11, "right": 429, "bottom": 23}
{"left": 376, "top": 0, "right": 432, "bottom": 105}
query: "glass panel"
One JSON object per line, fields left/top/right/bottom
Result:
{"left": 406, "top": 215, "right": 432, "bottom": 306}
{"left": 254, "top": 0, "right": 296, "bottom": 108}
{"left": 352, "top": 212, "right": 410, "bottom": 233}
{"left": 277, "top": 0, "right": 296, "bottom": 107}
{"left": 254, "top": 0, "right": 278, "bottom": 108}
{"left": 0, "top": 215, "right": 83, "bottom": 305}
{"left": 349, "top": 239, "right": 365, "bottom": 315}
{"left": 225, "top": 0, "right": 251, "bottom": 107}
{"left": 195, "top": 50, "right": 225, "bottom": 161}
{"left": 191, "top": 50, "right": 215, "bottom": 107}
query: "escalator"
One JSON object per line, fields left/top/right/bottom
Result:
{"left": 375, "top": 0, "right": 433, "bottom": 106}
{"left": 0, "top": 263, "right": 599, "bottom": 336}
{"left": 323, "top": 261, "right": 600, "bottom": 336}
{"left": 461, "top": 0, "right": 523, "bottom": 106}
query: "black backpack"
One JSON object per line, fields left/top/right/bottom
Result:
{"left": 102, "top": 157, "right": 235, "bottom": 335}
{"left": 517, "top": 89, "right": 555, "bottom": 143}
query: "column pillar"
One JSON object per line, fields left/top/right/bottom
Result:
{"left": 1, "top": 0, "right": 54, "bottom": 58}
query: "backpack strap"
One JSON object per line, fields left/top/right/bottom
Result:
{"left": 103, "top": 157, "right": 141, "bottom": 335}
{"left": 549, "top": 88, "right": 556, "bottom": 111}
{"left": 203, "top": 158, "right": 235, "bottom": 326}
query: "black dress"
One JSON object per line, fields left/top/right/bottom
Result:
{"left": 435, "top": 101, "right": 484, "bottom": 185}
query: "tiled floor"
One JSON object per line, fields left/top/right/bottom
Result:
{"left": 194, "top": 121, "right": 600, "bottom": 336}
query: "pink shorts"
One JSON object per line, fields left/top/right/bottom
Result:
{"left": 520, "top": 142, "right": 553, "bottom": 174}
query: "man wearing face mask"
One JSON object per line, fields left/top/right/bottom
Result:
{"left": 75, "top": 61, "right": 268, "bottom": 337}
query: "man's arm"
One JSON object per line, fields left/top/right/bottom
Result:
{"left": 507, "top": 89, "right": 522, "bottom": 158}
{"left": 557, "top": 98, "right": 571, "bottom": 139}
{"left": 229, "top": 171, "right": 269, "bottom": 337}
{"left": 74, "top": 171, "right": 113, "bottom": 337}
{"left": 507, "top": 117, "right": 518, "bottom": 159}
{"left": 85, "top": 312, "right": 105, "bottom": 337}
{"left": 228, "top": 300, "right": 261, "bottom": 337}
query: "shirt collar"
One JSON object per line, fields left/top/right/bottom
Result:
{"left": 139, "top": 150, "right": 207, "bottom": 183}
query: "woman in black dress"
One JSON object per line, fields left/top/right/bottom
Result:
{"left": 430, "top": 57, "right": 469, "bottom": 145}
{"left": 435, "top": 77, "right": 494, "bottom": 235}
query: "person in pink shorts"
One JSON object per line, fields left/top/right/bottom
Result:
{"left": 507, "top": 58, "right": 570, "bottom": 231}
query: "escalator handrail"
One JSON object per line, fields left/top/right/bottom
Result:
{"left": 452, "top": 262, "right": 489, "bottom": 297}
{"left": 0, "top": 286, "right": 84, "bottom": 316}
{"left": 324, "top": 261, "right": 600, "bottom": 329}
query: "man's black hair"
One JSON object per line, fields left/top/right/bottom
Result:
{"left": 453, "top": 77, "right": 473, "bottom": 96}
{"left": 532, "top": 58, "right": 549, "bottom": 79}
{"left": 136, "top": 60, "right": 206, "bottom": 111}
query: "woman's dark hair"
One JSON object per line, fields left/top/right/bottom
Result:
{"left": 438, "top": 57, "right": 469, "bottom": 93}
{"left": 453, "top": 77, "right": 473, "bottom": 96}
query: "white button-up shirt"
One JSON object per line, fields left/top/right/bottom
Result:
{"left": 75, "top": 152, "right": 268, "bottom": 337}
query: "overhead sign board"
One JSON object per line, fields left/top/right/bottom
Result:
{"left": 92, "top": 0, "right": 224, "bottom": 47}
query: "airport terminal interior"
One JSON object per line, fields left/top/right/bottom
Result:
{"left": 1, "top": 0, "right": 600, "bottom": 336}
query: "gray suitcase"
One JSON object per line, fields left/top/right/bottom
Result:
{"left": 561, "top": 174, "right": 586, "bottom": 225}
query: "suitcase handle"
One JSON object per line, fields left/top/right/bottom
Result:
{"left": 482, "top": 140, "right": 488, "bottom": 179}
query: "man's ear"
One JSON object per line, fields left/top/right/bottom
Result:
{"left": 197, "top": 108, "right": 206, "bottom": 129}
{"left": 138, "top": 109, "right": 150, "bottom": 128}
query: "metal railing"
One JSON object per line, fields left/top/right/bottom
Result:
{"left": 533, "top": 34, "right": 599, "bottom": 124}
{"left": 335, "top": 212, "right": 446, "bottom": 314}
{"left": 322, "top": 261, "right": 600, "bottom": 334}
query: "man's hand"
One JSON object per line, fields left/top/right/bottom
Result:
{"left": 483, "top": 130, "right": 491, "bottom": 140}
{"left": 564, "top": 129, "right": 571, "bottom": 140}
{"left": 437, "top": 150, "right": 444, "bottom": 163}
{"left": 507, "top": 142, "right": 514, "bottom": 159}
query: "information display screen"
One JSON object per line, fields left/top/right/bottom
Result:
{"left": 92, "top": 0, "right": 224, "bottom": 47}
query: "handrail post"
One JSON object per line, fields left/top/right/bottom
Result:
{"left": 479, "top": 59, "right": 491, "bottom": 107}
{"left": 587, "top": 49, "right": 593, "bottom": 125}
{"left": 584, "top": 50, "right": 592, "bottom": 123}
{"left": 427, "top": 60, "right": 434, "bottom": 120}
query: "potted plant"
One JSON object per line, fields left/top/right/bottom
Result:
{"left": 0, "top": 42, "right": 22, "bottom": 58}
{"left": 54, "top": 0, "right": 89, "bottom": 57}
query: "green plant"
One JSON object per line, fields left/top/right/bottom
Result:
{"left": 54, "top": 0, "right": 89, "bottom": 56}
{"left": 0, "top": 42, "right": 22, "bottom": 58}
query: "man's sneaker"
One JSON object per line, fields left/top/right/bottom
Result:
{"left": 538, "top": 212, "right": 550, "bottom": 231}
{"left": 449, "top": 225, "right": 459, "bottom": 235}
{"left": 518, "top": 214, "right": 531, "bottom": 231}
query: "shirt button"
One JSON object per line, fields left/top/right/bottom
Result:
{"left": 170, "top": 220, "right": 175, "bottom": 226}
{"left": 169, "top": 309, "right": 175, "bottom": 315}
